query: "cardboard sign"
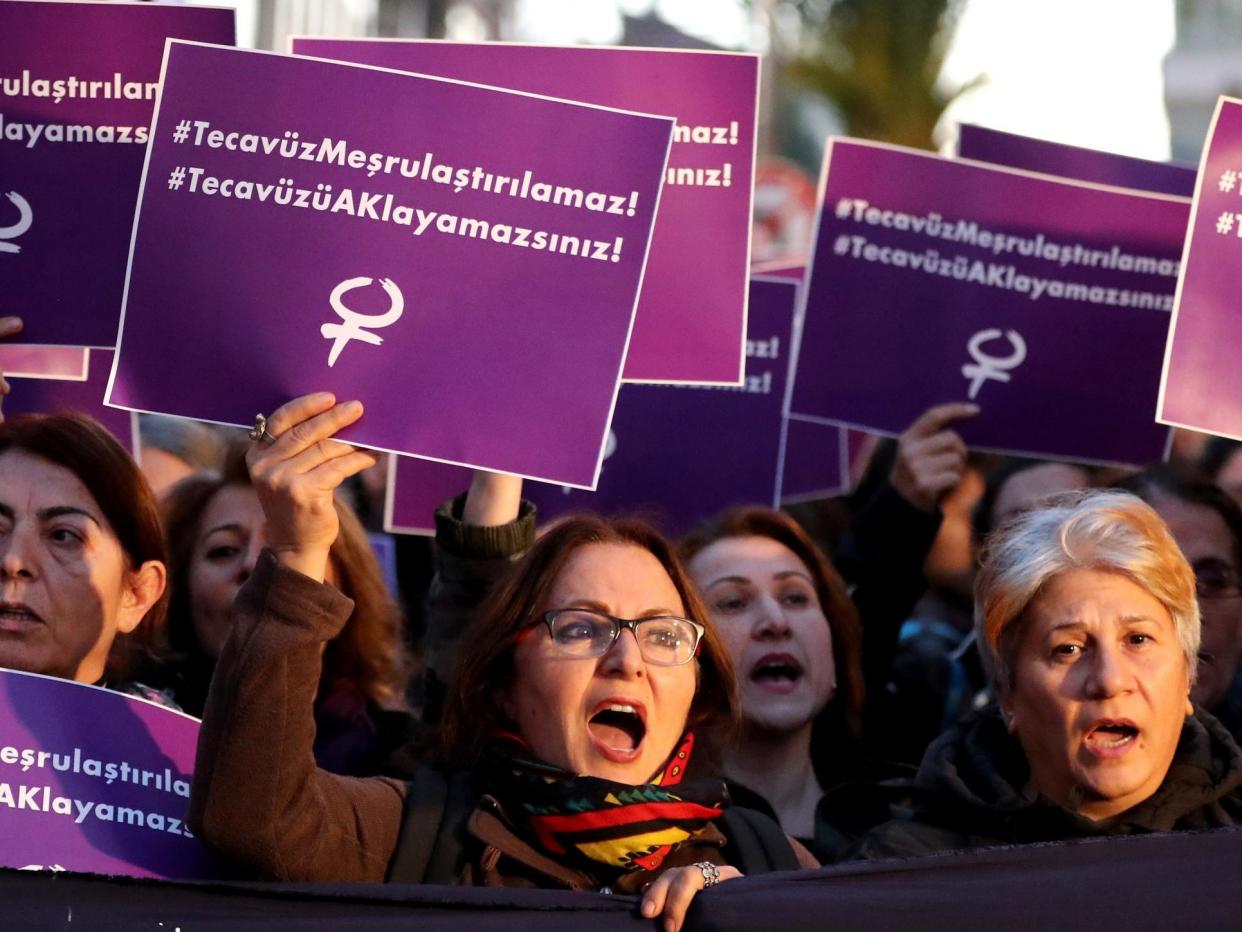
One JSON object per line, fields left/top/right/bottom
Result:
{"left": 388, "top": 277, "right": 801, "bottom": 537}
{"left": 292, "top": 38, "right": 759, "bottom": 386}
{"left": 1159, "top": 97, "right": 1242, "bottom": 440}
{"left": 957, "top": 123, "right": 1196, "bottom": 198}
{"left": 0, "top": 1, "right": 235, "bottom": 346}
{"left": 107, "top": 42, "right": 674, "bottom": 489}
{"left": 0, "top": 669, "right": 225, "bottom": 879}
{"left": 7, "top": 349, "right": 135, "bottom": 452}
{"left": 788, "top": 139, "right": 1181, "bottom": 468}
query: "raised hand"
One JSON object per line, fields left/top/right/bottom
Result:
{"left": 245, "top": 392, "right": 377, "bottom": 582}
{"left": 889, "top": 402, "right": 979, "bottom": 512}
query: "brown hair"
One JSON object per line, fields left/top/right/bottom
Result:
{"left": 160, "top": 440, "right": 409, "bottom": 714}
{"left": 679, "top": 506, "right": 866, "bottom": 770}
{"left": 440, "top": 513, "right": 738, "bottom": 768}
{"left": 0, "top": 413, "right": 170, "bottom": 683}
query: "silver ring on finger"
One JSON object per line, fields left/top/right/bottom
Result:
{"left": 692, "top": 861, "right": 720, "bottom": 888}
{"left": 249, "top": 413, "right": 277, "bottom": 445}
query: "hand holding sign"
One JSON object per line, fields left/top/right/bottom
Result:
{"left": 0, "top": 192, "right": 33, "bottom": 254}
{"left": 245, "top": 392, "right": 378, "bottom": 582}
{"left": 0, "top": 316, "right": 24, "bottom": 421}
{"left": 889, "top": 403, "right": 979, "bottom": 513}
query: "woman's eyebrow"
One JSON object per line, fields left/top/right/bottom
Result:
{"left": 561, "top": 600, "right": 681, "bottom": 618}
{"left": 199, "top": 522, "right": 247, "bottom": 542}
{"left": 772, "top": 570, "right": 815, "bottom": 584}
{"left": 704, "top": 574, "right": 751, "bottom": 589}
{"left": 38, "top": 505, "right": 102, "bottom": 527}
{"left": 1119, "top": 614, "right": 1161, "bottom": 626}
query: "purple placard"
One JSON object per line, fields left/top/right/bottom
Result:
{"left": 0, "top": 345, "right": 88, "bottom": 380}
{"left": 7, "top": 349, "right": 136, "bottom": 453}
{"left": 789, "top": 139, "right": 1182, "bottom": 469}
{"left": 957, "top": 124, "right": 1197, "bottom": 198}
{"left": 107, "top": 42, "right": 674, "bottom": 490}
{"left": 0, "top": 1, "right": 235, "bottom": 347}
{"left": 1159, "top": 97, "right": 1242, "bottom": 439}
{"left": 749, "top": 260, "right": 805, "bottom": 280}
{"left": 778, "top": 417, "right": 849, "bottom": 502}
{"left": 384, "top": 455, "right": 467, "bottom": 536}
{"left": 389, "top": 278, "right": 798, "bottom": 537}
{"left": 292, "top": 38, "right": 759, "bottom": 386}
{"left": 0, "top": 668, "right": 225, "bottom": 878}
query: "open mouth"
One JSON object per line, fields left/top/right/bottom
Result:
{"left": 1084, "top": 719, "right": 1139, "bottom": 754}
{"left": 750, "top": 653, "right": 803, "bottom": 694}
{"left": 587, "top": 702, "right": 647, "bottom": 760}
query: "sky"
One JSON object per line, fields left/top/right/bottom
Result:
{"left": 509, "top": 0, "right": 1178, "bottom": 161}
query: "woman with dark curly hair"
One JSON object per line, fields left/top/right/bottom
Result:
{"left": 160, "top": 439, "right": 416, "bottom": 775}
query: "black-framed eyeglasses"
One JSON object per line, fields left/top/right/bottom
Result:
{"left": 1194, "top": 558, "right": 1242, "bottom": 600}
{"left": 531, "top": 608, "right": 705, "bottom": 666}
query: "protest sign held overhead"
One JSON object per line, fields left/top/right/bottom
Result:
{"left": 1159, "top": 96, "right": 1242, "bottom": 441}
{"left": 787, "top": 139, "right": 1182, "bottom": 468}
{"left": 107, "top": 42, "right": 674, "bottom": 489}
{"left": 388, "top": 277, "right": 801, "bottom": 537}
{"left": 0, "top": 669, "right": 226, "bottom": 879}
{"left": 0, "top": 1, "right": 235, "bottom": 347}
{"left": 957, "top": 123, "right": 1197, "bottom": 198}
{"left": 292, "top": 38, "right": 759, "bottom": 386}
{"left": 7, "top": 349, "right": 135, "bottom": 452}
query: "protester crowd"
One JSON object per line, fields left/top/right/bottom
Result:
{"left": 2, "top": 323, "right": 1241, "bottom": 928}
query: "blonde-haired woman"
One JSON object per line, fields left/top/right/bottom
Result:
{"left": 856, "top": 489, "right": 1242, "bottom": 858}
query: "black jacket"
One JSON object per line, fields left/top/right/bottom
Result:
{"left": 853, "top": 705, "right": 1242, "bottom": 860}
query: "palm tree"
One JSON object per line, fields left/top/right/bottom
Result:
{"left": 784, "top": 0, "right": 970, "bottom": 149}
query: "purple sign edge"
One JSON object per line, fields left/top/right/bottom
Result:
{"left": 0, "top": 347, "right": 90, "bottom": 381}
{"left": 0, "top": 666, "right": 202, "bottom": 724}
{"left": 9, "top": 349, "right": 140, "bottom": 456}
{"left": 1157, "top": 95, "right": 1236, "bottom": 439}
{"left": 383, "top": 453, "right": 442, "bottom": 536}
{"left": 788, "top": 136, "right": 1180, "bottom": 470}
{"left": 104, "top": 40, "right": 678, "bottom": 491}
{"left": 776, "top": 425, "right": 849, "bottom": 502}
{"left": 956, "top": 123, "right": 1198, "bottom": 198}
{"left": 288, "top": 35, "right": 761, "bottom": 388}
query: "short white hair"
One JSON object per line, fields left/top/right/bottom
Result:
{"left": 975, "top": 489, "right": 1200, "bottom": 692}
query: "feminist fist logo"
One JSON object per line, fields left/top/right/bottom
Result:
{"left": 321, "top": 276, "right": 404, "bottom": 368}
{"left": 0, "top": 192, "right": 33, "bottom": 255}
{"left": 961, "top": 328, "right": 1027, "bottom": 401}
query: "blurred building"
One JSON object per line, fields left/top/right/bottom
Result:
{"left": 239, "top": 0, "right": 517, "bottom": 50}
{"left": 1164, "top": 0, "right": 1242, "bottom": 161}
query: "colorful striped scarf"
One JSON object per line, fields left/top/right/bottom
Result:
{"left": 481, "top": 733, "right": 727, "bottom": 874}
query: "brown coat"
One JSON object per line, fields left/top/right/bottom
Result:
{"left": 188, "top": 552, "right": 815, "bottom": 888}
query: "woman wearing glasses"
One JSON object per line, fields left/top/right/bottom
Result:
{"left": 189, "top": 395, "right": 812, "bottom": 930}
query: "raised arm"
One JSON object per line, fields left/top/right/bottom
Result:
{"left": 188, "top": 393, "right": 406, "bottom": 881}
{"left": 418, "top": 470, "right": 534, "bottom": 721}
